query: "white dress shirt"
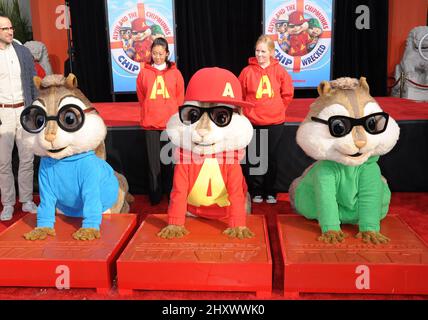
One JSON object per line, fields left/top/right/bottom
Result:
{"left": 0, "top": 44, "right": 24, "bottom": 104}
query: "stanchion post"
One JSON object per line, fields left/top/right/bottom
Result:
{"left": 399, "top": 71, "right": 405, "bottom": 98}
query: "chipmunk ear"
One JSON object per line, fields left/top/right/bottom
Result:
{"left": 359, "top": 77, "right": 370, "bottom": 93}
{"left": 65, "top": 73, "right": 78, "bottom": 89}
{"left": 317, "top": 80, "right": 331, "bottom": 96}
{"left": 33, "top": 76, "right": 42, "bottom": 90}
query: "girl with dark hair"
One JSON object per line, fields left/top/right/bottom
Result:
{"left": 137, "top": 37, "right": 185, "bottom": 205}
{"left": 150, "top": 37, "right": 172, "bottom": 68}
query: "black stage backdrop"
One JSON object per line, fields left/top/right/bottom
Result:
{"left": 103, "top": 120, "right": 428, "bottom": 194}
{"left": 14, "top": 0, "right": 424, "bottom": 194}
{"left": 333, "top": 0, "right": 389, "bottom": 96}
{"left": 68, "top": 0, "right": 389, "bottom": 101}
{"left": 174, "top": 0, "right": 262, "bottom": 86}
{"left": 67, "top": 0, "right": 112, "bottom": 102}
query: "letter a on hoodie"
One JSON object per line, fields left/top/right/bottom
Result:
{"left": 150, "top": 75, "right": 170, "bottom": 99}
{"left": 256, "top": 75, "right": 274, "bottom": 99}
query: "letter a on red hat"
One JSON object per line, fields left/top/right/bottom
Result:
{"left": 222, "top": 83, "right": 235, "bottom": 98}
{"left": 184, "top": 67, "right": 253, "bottom": 109}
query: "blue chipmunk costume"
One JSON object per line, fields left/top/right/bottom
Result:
{"left": 21, "top": 74, "right": 131, "bottom": 241}
{"left": 37, "top": 151, "right": 118, "bottom": 230}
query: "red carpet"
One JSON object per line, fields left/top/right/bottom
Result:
{"left": 0, "top": 192, "right": 427, "bottom": 300}
{"left": 93, "top": 98, "right": 428, "bottom": 127}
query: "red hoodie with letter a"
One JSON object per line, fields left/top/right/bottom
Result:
{"left": 239, "top": 57, "right": 294, "bottom": 126}
{"left": 136, "top": 62, "right": 185, "bottom": 130}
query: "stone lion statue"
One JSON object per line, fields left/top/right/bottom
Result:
{"left": 392, "top": 26, "right": 428, "bottom": 100}
{"left": 24, "top": 40, "right": 53, "bottom": 75}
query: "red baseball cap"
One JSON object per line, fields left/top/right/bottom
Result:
{"left": 288, "top": 11, "right": 308, "bottom": 25}
{"left": 184, "top": 67, "right": 254, "bottom": 109}
{"left": 131, "top": 18, "right": 150, "bottom": 32}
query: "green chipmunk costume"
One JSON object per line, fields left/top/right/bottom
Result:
{"left": 289, "top": 77, "right": 400, "bottom": 244}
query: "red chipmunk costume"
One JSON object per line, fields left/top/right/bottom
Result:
{"left": 159, "top": 67, "right": 255, "bottom": 239}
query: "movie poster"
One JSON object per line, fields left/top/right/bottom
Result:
{"left": 106, "top": 0, "right": 175, "bottom": 93}
{"left": 264, "top": 0, "right": 334, "bottom": 88}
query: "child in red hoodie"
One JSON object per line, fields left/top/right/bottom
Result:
{"left": 136, "top": 37, "right": 185, "bottom": 204}
{"left": 239, "top": 35, "right": 294, "bottom": 204}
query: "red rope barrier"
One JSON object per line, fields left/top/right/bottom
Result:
{"left": 387, "top": 76, "right": 401, "bottom": 89}
{"left": 405, "top": 78, "right": 428, "bottom": 88}
{"left": 387, "top": 76, "right": 428, "bottom": 89}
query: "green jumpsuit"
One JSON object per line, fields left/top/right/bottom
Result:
{"left": 293, "top": 156, "right": 391, "bottom": 233}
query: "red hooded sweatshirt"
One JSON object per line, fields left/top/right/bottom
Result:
{"left": 239, "top": 57, "right": 294, "bottom": 126}
{"left": 136, "top": 62, "right": 185, "bottom": 130}
{"left": 168, "top": 148, "right": 248, "bottom": 228}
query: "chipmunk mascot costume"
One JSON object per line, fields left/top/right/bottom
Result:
{"left": 21, "top": 74, "right": 132, "bottom": 241}
{"left": 158, "top": 67, "right": 255, "bottom": 239}
{"left": 289, "top": 77, "right": 400, "bottom": 244}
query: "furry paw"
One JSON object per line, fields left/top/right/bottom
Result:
{"left": 72, "top": 228, "right": 101, "bottom": 241}
{"left": 318, "top": 230, "right": 348, "bottom": 244}
{"left": 223, "top": 226, "right": 255, "bottom": 239}
{"left": 355, "top": 231, "right": 390, "bottom": 244}
{"left": 157, "top": 225, "right": 189, "bottom": 239}
{"left": 23, "top": 227, "right": 56, "bottom": 240}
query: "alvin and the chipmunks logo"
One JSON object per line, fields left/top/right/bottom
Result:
{"left": 266, "top": 0, "right": 332, "bottom": 74}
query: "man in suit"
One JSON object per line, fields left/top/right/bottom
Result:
{"left": 0, "top": 15, "right": 38, "bottom": 221}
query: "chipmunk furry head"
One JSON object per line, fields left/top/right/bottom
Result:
{"left": 296, "top": 77, "right": 400, "bottom": 166}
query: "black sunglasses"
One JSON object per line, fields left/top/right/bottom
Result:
{"left": 178, "top": 105, "right": 239, "bottom": 127}
{"left": 311, "top": 112, "right": 389, "bottom": 138}
{"left": 20, "top": 104, "right": 95, "bottom": 133}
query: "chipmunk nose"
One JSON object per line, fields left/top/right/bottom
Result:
{"left": 196, "top": 113, "right": 211, "bottom": 137}
{"left": 355, "top": 140, "right": 366, "bottom": 149}
{"left": 44, "top": 120, "right": 58, "bottom": 143}
{"left": 352, "top": 126, "right": 367, "bottom": 149}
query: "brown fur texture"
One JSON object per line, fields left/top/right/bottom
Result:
{"left": 23, "top": 227, "right": 56, "bottom": 240}
{"left": 94, "top": 161, "right": 133, "bottom": 213}
{"left": 318, "top": 230, "right": 348, "bottom": 244}
{"left": 34, "top": 74, "right": 132, "bottom": 215}
{"left": 94, "top": 141, "right": 134, "bottom": 212}
{"left": 329, "top": 77, "right": 359, "bottom": 90}
{"left": 355, "top": 231, "right": 390, "bottom": 244}
{"left": 94, "top": 142, "right": 107, "bottom": 160}
{"left": 35, "top": 74, "right": 93, "bottom": 117}
{"left": 73, "top": 228, "right": 101, "bottom": 241}
{"left": 289, "top": 76, "right": 376, "bottom": 198}
{"left": 288, "top": 163, "right": 316, "bottom": 211}
{"left": 290, "top": 77, "right": 377, "bottom": 199}
{"left": 23, "top": 74, "right": 133, "bottom": 241}
{"left": 304, "top": 77, "right": 375, "bottom": 124}
{"left": 223, "top": 226, "right": 255, "bottom": 239}
{"left": 157, "top": 225, "right": 189, "bottom": 239}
